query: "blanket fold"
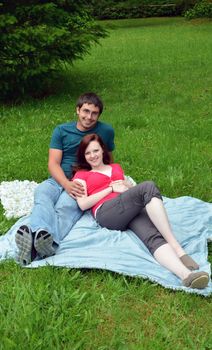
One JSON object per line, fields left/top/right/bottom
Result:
{"left": 0, "top": 192, "right": 211, "bottom": 296}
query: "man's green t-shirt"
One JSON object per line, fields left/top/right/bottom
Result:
{"left": 50, "top": 121, "right": 115, "bottom": 178}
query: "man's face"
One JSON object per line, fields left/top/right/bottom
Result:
{"left": 76, "top": 103, "right": 100, "bottom": 131}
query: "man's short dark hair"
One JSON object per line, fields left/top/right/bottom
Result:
{"left": 76, "top": 92, "right": 103, "bottom": 115}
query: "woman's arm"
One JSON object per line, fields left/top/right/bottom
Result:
{"left": 74, "top": 179, "right": 112, "bottom": 211}
{"left": 123, "top": 178, "right": 135, "bottom": 188}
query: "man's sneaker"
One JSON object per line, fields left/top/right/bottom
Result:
{"left": 15, "top": 225, "right": 36, "bottom": 265}
{"left": 34, "top": 229, "right": 56, "bottom": 258}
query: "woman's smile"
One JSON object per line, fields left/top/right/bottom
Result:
{"left": 85, "top": 140, "right": 104, "bottom": 168}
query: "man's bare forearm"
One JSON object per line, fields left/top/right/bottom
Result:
{"left": 48, "top": 163, "right": 70, "bottom": 188}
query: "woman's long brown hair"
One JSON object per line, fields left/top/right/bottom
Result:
{"left": 72, "top": 133, "right": 111, "bottom": 176}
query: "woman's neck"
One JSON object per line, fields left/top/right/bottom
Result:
{"left": 92, "top": 163, "right": 106, "bottom": 170}
{"left": 90, "top": 163, "right": 112, "bottom": 176}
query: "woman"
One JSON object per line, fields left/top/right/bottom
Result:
{"left": 72, "top": 133, "right": 209, "bottom": 289}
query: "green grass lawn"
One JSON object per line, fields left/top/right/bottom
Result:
{"left": 0, "top": 17, "right": 212, "bottom": 350}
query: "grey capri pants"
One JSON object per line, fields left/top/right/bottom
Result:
{"left": 96, "top": 181, "right": 167, "bottom": 255}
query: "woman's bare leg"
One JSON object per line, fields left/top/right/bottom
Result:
{"left": 146, "top": 197, "right": 199, "bottom": 270}
{"left": 153, "top": 243, "right": 190, "bottom": 279}
{"left": 153, "top": 244, "right": 209, "bottom": 289}
{"left": 146, "top": 197, "right": 187, "bottom": 257}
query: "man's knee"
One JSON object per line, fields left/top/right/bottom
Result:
{"left": 34, "top": 179, "right": 60, "bottom": 203}
{"left": 34, "top": 182, "right": 48, "bottom": 200}
{"left": 55, "top": 190, "right": 78, "bottom": 210}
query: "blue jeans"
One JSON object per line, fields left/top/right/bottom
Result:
{"left": 29, "top": 178, "right": 83, "bottom": 244}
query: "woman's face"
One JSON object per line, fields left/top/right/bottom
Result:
{"left": 84, "top": 140, "right": 104, "bottom": 168}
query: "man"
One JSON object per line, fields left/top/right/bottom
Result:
{"left": 15, "top": 92, "right": 115, "bottom": 265}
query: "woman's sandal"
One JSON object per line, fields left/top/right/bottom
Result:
{"left": 180, "top": 254, "right": 199, "bottom": 271}
{"left": 183, "top": 271, "right": 209, "bottom": 289}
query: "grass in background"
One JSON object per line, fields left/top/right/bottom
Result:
{"left": 0, "top": 18, "right": 211, "bottom": 199}
{"left": 0, "top": 17, "right": 212, "bottom": 350}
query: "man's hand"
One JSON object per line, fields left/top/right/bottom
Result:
{"left": 64, "top": 180, "right": 85, "bottom": 198}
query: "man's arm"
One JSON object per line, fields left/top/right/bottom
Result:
{"left": 48, "top": 149, "right": 84, "bottom": 197}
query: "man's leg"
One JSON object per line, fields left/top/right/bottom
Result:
{"left": 54, "top": 191, "right": 83, "bottom": 242}
{"left": 16, "top": 178, "right": 63, "bottom": 264}
{"left": 33, "top": 182, "right": 83, "bottom": 257}
{"left": 30, "top": 178, "right": 63, "bottom": 239}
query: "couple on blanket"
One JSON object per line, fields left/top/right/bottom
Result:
{"left": 15, "top": 92, "right": 209, "bottom": 289}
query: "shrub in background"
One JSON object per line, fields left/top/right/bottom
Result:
{"left": 184, "top": 0, "right": 212, "bottom": 19}
{"left": 175, "top": 0, "right": 200, "bottom": 14}
{"left": 87, "top": 0, "right": 200, "bottom": 19}
{"left": 0, "top": 0, "right": 107, "bottom": 101}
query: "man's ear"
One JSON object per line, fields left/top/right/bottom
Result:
{"left": 76, "top": 107, "right": 80, "bottom": 115}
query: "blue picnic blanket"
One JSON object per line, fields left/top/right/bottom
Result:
{"left": 0, "top": 196, "right": 211, "bottom": 296}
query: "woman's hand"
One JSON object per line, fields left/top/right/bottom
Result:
{"left": 110, "top": 180, "right": 129, "bottom": 193}
{"left": 123, "top": 178, "right": 134, "bottom": 189}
